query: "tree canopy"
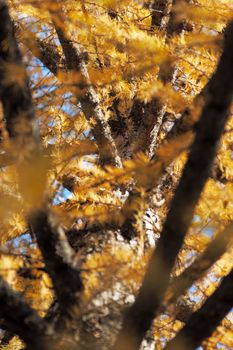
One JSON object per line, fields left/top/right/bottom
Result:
{"left": 0, "top": 1, "right": 232, "bottom": 349}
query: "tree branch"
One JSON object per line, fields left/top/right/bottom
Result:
{"left": 152, "top": 221, "right": 233, "bottom": 324}
{"left": 0, "top": 276, "right": 48, "bottom": 349}
{"left": 14, "top": 21, "right": 65, "bottom": 76}
{"left": 113, "top": 20, "right": 233, "bottom": 350}
{"left": 166, "top": 222, "right": 233, "bottom": 305}
{"left": 0, "top": 0, "right": 83, "bottom": 324}
{"left": 51, "top": 6, "right": 122, "bottom": 167}
{"left": 120, "top": 28, "right": 223, "bottom": 240}
{"left": 29, "top": 209, "right": 83, "bottom": 319}
{"left": 151, "top": 0, "right": 171, "bottom": 30}
{"left": 164, "top": 268, "right": 233, "bottom": 350}
{"left": 149, "top": 0, "right": 194, "bottom": 155}
{"left": 0, "top": 0, "right": 39, "bottom": 150}
{"left": 6, "top": 17, "right": 122, "bottom": 168}
{"left": 120, "top": 0, "right": 195, "bottom": 238}
{"left": 129, "top": 0, "right": 191, "bottom": 157}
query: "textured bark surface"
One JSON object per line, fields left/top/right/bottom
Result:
{"left": 53, "top": 12, "right": 122, "bottom": 167}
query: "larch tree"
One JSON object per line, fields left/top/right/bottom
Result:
{"left": 0, "top": 0, "right": 232, "bottom": 350}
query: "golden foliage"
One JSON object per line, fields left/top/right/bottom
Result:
{"left": 0, "top": 0, "right": 232, "bottom": 349}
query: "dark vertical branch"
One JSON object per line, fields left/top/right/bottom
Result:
{"left": 0, "top": 0, "right": 83, "bottom": 328}
{"left": 164, "top": 269, "right": 233, "bottom": 350}
{"left": 0, "top": 0, "right": 39, "bottom": 152}
{"left": 113, "top": 20, "right": 233, "bottom": 350}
